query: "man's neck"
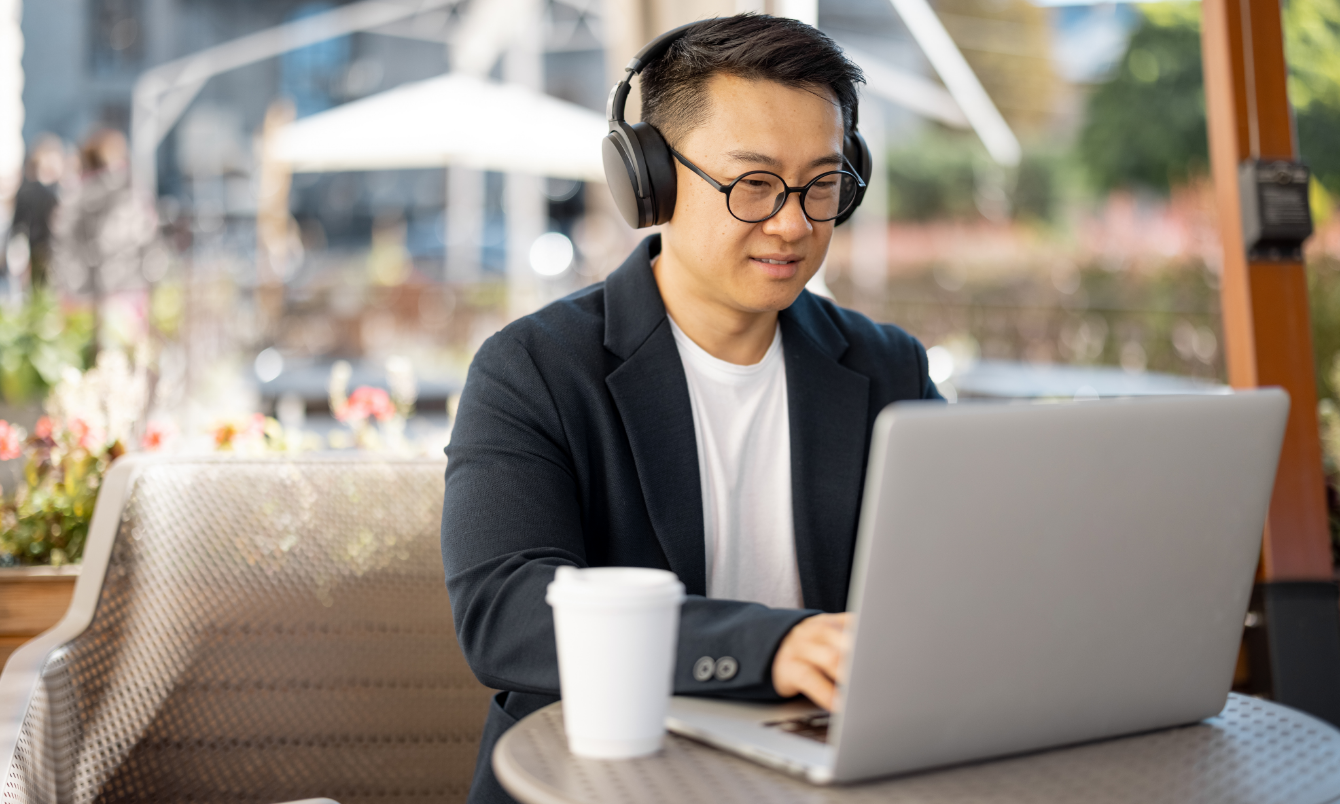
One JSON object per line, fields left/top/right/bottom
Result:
{"left": 653, "top": 252, "right": 779, "bottom": 366}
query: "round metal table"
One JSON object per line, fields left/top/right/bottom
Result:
{"left": 494, "top": 694, "right": 1340, "bottom": 803}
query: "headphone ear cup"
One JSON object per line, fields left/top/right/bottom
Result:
{"left": 629, "top": 122, "right": 677, "bottom": 226}
{"left": 603, "top": 125, "right": 650, "bottom": 228}
{"left": 835, "top": 128, "right": 872, "bottom": 226}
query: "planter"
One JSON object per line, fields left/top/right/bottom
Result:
{"left": 0, "top": 566, "right": 79, "bottom": 667}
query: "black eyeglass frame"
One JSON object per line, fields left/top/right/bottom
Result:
{"left": 670, "top": 148, "right": 868, "bottom": 224}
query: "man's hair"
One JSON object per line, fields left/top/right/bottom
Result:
{"left": 640, "top": 14, "right": 865, "bottom": 148}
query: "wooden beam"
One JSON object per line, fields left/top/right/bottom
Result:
{"left": 1202, "top": 0, "right": 1332, "bottom": 582}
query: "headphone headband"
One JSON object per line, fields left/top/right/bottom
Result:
{"left": 606, "top": 21, "right": 700, "bottom": 125}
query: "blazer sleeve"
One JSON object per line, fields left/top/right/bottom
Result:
{"left": 915, "top": 338, "right": 945, "bottom": 401}
{"left": 442, "top": 332, "right": 815, "bottom": 699}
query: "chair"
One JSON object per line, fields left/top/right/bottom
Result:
{"left": 0, "top": 455, "right": 493, "bottom": 804}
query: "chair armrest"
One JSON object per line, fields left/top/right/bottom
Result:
{"left": 0, "top": 457, "right": 144, "bottom": 793}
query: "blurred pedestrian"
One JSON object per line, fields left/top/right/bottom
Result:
{"left": 6, "top": 134, "right": 65, "bottom": 290}
{"left": 52, "top": 128, "right": 157, "bottom": 352}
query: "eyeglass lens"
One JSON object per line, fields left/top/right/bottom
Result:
{"left": 728, "top": 171, "right": 859, "bottom": 223}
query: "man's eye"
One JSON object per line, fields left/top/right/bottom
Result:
{"left": 741, "top": 179, "right": 773, "bottom": 189}
{"left": 810, "top": 179, "right": 838, "bottom": 191}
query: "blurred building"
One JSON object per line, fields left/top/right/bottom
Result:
{"left": 19, "top": 0, "right": 606, "bottom": 276}
{"left": 13, "top": 0, "right": 1180, "bottom": 397}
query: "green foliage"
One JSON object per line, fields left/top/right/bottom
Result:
{"left": 1297, "top": 103, "right": 1340, "bottom": 197}
{"left": 1284, "top": 0, "right": 1340, "bottom": 113}
{"left": 887, "top": 135, "right": 981, "bottom": 221}
{"left": 1077, "top": 7, "right": 1207, "bottom": 194}
{"left": 1285, "top": 0, "right": 1340, "bottom": 195}
{"left": 886, "top": 135, "right": 1067, "bottom": 223}
{"left": 1013, "top": 152, "right": 1064, "bottom": 222}
{"left": 1311, "top": 255, "right": 1340, "bottom": 400}
{"left": 1077, "top": 0, "right": 1340, "bottom": 196}
{"left": 0, "top": 420, "right": 122, "bottom": 566}
{"left": 0, "top": 294, "right": 93, "bottom": 405}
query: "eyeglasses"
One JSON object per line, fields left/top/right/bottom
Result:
{"left": 671, "top": 149, "right": 865, "bottom": 224}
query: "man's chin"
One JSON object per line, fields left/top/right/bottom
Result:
{"left": 731, "top": 280, "right": 812, "bottom": 314}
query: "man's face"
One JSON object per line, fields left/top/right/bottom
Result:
{"left": 662, "top": 73, "right": 847, "bottom": 314}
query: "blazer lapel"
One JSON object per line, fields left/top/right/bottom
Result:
{"left": 603, "top": 236, "right": 708, "bottom": 595}
{"left": 781, "top": 292, "right": 870, "bottom": 613}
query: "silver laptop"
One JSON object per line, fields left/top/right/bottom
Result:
{"left": 666, "top": 390, "right": 1289, "bottom": 784}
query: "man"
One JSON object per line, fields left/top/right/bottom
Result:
{"left": 441, "top": 15, "right": 941, "bottom": 803}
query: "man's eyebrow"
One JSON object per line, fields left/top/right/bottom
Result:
{"left": 725, "top": 150, "right": 846, "bottom": 170}
{"left": 808, "top": 153, "right": 846, "bottom": 169}
{"left": 725, "top": 149, "right": 783, "bottom": 168}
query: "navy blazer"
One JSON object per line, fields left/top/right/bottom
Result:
{"left": 441, "top": 234, "right": 941, "bottom": 803}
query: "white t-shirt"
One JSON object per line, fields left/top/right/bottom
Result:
{"left": 668, "top": 316, "right": 803, "bottom": 609}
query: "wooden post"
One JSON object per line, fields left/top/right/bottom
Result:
{"left": 1202, "top": 0, "right": 1340, "bottom": 722}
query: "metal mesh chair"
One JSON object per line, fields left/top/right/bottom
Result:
{"left": 0, "top": 456, "right": 493, "bottom": 804}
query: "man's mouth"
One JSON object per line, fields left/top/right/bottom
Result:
{"left": 750, "top": 255, "right": 802, "bottom": 279}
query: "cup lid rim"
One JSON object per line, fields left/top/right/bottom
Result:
{"left": 546, "top": 566, "right": 684, "bottom": 605}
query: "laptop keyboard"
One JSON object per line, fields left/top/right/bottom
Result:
{"left": 764, "top": 712, "right": 830, "bottom": 743}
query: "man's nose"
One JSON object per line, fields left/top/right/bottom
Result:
{"left": 760, "top": 191, "right": 812, "bottom": 240}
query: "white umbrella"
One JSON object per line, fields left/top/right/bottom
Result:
{"left": 270, "top": 72, "right": 608, "bottom": 181}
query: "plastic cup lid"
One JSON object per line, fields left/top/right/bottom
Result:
{"left": 546, "top": 566, "right": 685, "bottom": 608}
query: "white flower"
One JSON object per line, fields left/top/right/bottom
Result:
{"left": 386, "top": 355, "right": 417, "bottom": 411}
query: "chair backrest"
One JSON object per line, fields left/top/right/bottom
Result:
{"left": 0, "top": 456, "right": 492, "bottom": 804}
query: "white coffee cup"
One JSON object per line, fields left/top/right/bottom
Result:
{"left": 546, "top": 566, "right": 685, "bottom": 758}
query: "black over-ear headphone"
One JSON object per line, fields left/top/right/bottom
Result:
{"left": 601, "top": 20, "right": 873, "bottom": 230}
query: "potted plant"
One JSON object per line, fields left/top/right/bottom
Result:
{"left": 0, "top": 349, "right": 157, "bottom": 665}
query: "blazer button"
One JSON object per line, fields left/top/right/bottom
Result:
{"left": 693, "top": 656, "right": 715, "bottom": 682}
{"left": 714, "top": 656, "right": 738, "bottom": 681}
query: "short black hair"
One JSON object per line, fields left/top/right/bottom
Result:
{"left": 640, "top": 14, "right": 865, "bottom": 148}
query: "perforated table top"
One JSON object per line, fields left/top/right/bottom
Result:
{"left": 494, "top": 694, "right": 1340, "bottom": 803}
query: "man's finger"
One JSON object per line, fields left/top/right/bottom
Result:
{"left": 813, "top": 621, "right": 853, "bottom": 651}
{"left": 794, "top": 640, "right": 844, "bottom": 680}
{"left": 820, "top": 615, "right": 856, "bottom": 660}
{"left": 791, "top": 663, "right": 837, "bottom": 711}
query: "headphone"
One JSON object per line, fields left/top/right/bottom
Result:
{"left": 601, "top": 20, "right": 872, "bottom": 230}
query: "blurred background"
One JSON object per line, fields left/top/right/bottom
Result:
{"left": 0, "top": 0, "right": 1336, "bottom": 562}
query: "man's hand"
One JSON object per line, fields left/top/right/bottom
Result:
{"left": 771, "top": 613, "right": 854, "bottom": 711}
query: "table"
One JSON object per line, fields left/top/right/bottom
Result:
{"left": 494, "top": 693, "right": 1340, "bottom": 803}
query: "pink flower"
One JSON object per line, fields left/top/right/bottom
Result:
{"left": 34, "top": 417, "right": 53, "bottom": 440}
{"left": 339, "top": 386, "right": 396, "bottom": 423}
{"left": 0, "top": 421, "right": 22, "bottom": 461}
{"left": 68, "top": 419, "right": 104, "bottom": 452}
{"left": 141, "top": 421, "right": 175, "bottom": 452}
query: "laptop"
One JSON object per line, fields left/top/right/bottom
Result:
{"left": 666, "top": 390, "right": 1290, "bottom": 784}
